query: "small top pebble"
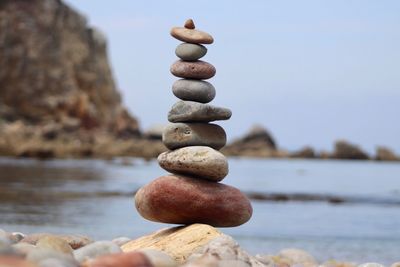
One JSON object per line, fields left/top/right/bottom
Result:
{"left": 184, "top": 19, "right": 195, "bottom": 29}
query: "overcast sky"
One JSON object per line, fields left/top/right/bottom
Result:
{"left": 65, "top": 0, "right": 400, "bottom": 154}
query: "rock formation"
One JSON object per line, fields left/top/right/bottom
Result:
{"left": 331, "top": 140, "right": 370, "bottom": 160}
{"left": 0, "top": 0, "right": 138, "bottom": 134}
{"left": 0, "top": 0, "right": 170, "bottom": 159}
{"left": 134, "top": 19, "right": 252, "bottom": 227}
{"left": 222, "top": 125, "right": 283, "bottom": 157}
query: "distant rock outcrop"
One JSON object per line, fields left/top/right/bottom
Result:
{"left": 222, "top": 125, "right": 285, "bottom": 157}
{"left": 331, "top": 140, "right": 370, "bottom": 160}
{"left": 290, "top": 146, "right": 316, "bottom": 159}
{"left": 375, "top": 146, "right": 398, "bottom": 161}
{"left": 0, "top": 0, "right": 138, "bottom": 135}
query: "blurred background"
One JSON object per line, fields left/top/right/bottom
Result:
{"left": 0, "top": 0, "right": 399, "bottom": 265}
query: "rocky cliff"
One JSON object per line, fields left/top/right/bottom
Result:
{"left": 0, "top": 0, "right": 138, "bottom": 135}
{"left": 0, "top": 0, "right": 169, "bottom": 158}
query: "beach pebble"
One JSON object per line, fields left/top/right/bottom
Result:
{"left": 8, "top": 232, "right": 25, "bottom": 244}
{"left": 163, "top": 123, "right": 226, "bottom": 150}
{"left": 111, "top": 237, "right": 131, "bottom": 247}
{"left": 170, "top": 27, "right": 213, "bottom": 44}
{"left": 38, "top": 258, "right": 79, "bottom": 267}
{"left": 158, "top": 146, "right": 228, "bottom": 181}
{"left": 172, "top": 79, "right": 215, "bottom": 103}
{"left": 358, "top": 264, "right": 385, "bottom": 267}
{"left": 36, "top": 236, "right": 73, "bottom": 255}
{"left": 391, "top": 263, "right": 400, "bottom": 267}
{"left": 0, "top": 256, "right": 38, "bottom": 267}
{"left": 12, "top": 243, "right": 37, "bottom": 256}
{"left": 184, "top": 19, "right": 195, "bottom": 29}
{"left": 21, "top": 233, "right": 92, "bottom": 250}
{"left": 278, "top": 248, "right": 317, "bottom": 266}
{"left": 58, "top": 234, "right": 93, "bottom": 249}
{"left": 322, "top": 260, "right": 356, "bottom": 267}
{"left": 73, "top": 241, "right": 121, "bottom": 263}
{"left": 175, "top": 43, "right": 207, "bottom": 61}
{"left": 135, "top": 175, "right": 253, "bottom": 227}
{"left": 0, "top": 234, "right": 16, "bottom": 256}
{"left": 170, "top": 60, "right": 215, "bottom": 79}
{"left": 82, "top": 251, "right": 153, "bottom": 267}
{"left": 188, "top": 235, "right": 264, "bottom": 267}
{"left": 139, "top": 249, "right": 177, "bottom": 267}
{"left": 27, "top": 248, "right": 78, "bottom": 266}
{"left": 168, "top": 101, "right": 232, "bottom": 123}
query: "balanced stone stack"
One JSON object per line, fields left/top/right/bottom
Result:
{"left": 135, "top": 19, "right": 252, "bottom": 227}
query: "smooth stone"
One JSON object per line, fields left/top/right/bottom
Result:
{"left": 111, "top": 237, "right": 131, "bottom": 247}
{"left": 158, "top": 146, "right": 228, "bottom": 181}
{"left": 82, "top": 251, "right": 153, "bottom": 267}
{"left": 36, "top": 236, "right": 73, "bottom": 255}
{"left": 188, "top": 235, "right": 264, "bottom": 267}
{"left": 121, "top": 224, "right": 222, "bottom": 264}
{"left": 38, "top": 258, "right": 79, "bottom": 267}
{"left": 27, "top": 249, "right": 77, "bottom": 266}
{"left": 175, "top": 43, "right": 207, "bottom": 61}
{"left": 73, "top": 241, "right": 121, "bottom": 263}
{"left": 170, "top": 27, "right": 213, "bottom": 44}
{"left": 21, "top": 234, "right": 92, "bottom": 250}
{"left": 135, "top": 175, "right": 253, "bottom": 227}
{"left": 172, "top": 79, "right": 215, "bottom": 103}
{"left": 8, "top": 232, "right": 25, "bottom": 244}
{"left": 358, "top": 264, "right": 385, "bottom": 267}
{"left": 168, "top": 101, "right": 232, "bottom": 123}
{"left": 277, "top": 248, "right": 317, "bottom": 267}
{"left": 139, "top": 249, "right": 177, "bottom": 267}
{"left": 58, "top": 235, "right": 93, "bottom": 250}
{"left": 184, "top": 19, "right": 195, "bottom": 30}
{"left": 12, "top": 243, "right": 37, "bottom": 256}
{"left": 162, "top": 123, "right": 226, "bottom": 150}
{"left": 0, "top": 256, "right": 38, "bottom": 267}
{"left": 170, "top": 60, "right": 215, "bottom": 80}
{"left": 0, "top": 235, "right": 16, "bottom": 256}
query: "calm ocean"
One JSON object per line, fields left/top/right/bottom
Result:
{"left": 0, "top": 157, "right": 399, "bottom": 264}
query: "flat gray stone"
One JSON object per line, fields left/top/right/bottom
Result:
{"left": 168, "top": 101, "right": 232, "bottom": 123}
{"left": 172, "top": 79, "right": 215, "bottom": 103}
{"left": 175, "top": 43, "right": 207, "bottom": 61}
{"left": 163, "top": 123, "right": 226, "bottom": 150}
{"left": 158, "top": 146, "right": 228, "bottom": 181}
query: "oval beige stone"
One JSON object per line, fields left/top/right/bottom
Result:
{"left": 135, "top": 175, "right": 253, "bottom": 227}
{"left": 158, "top": 146, "right": 228, "bottom": 181}
{"left": 170, "top": 27, "right": 213, "bottom": 44}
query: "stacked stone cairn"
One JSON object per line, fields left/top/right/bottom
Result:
{"left": 135, "top": 19, "right": 252, "bottom": 227}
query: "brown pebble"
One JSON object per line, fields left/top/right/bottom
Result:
{"left": 170, "top": 60, "right": 215, "bottom": 80}
{"left": 83, "top": 251, "right": 153, "bottom": 267}
{"left": 170, "top": 27, "right": 213, "bottom": 44}
{"left": 184, "top": 19, "right": 195, "bottom": 29}
{"left": 0, "top": 256, "right": 38, "bottom": 267}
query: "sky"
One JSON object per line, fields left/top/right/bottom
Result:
{"left": 65, "top": 0, "right": 400, "bottom": 154}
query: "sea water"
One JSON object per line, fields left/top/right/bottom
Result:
{"left": 0, "top": 157, "right": 399, "bottom": 263}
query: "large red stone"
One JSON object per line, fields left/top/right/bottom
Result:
{"left": 82, "top": 252, "right": 153, "bottom": 267}
{"left": 135, "top": 175, "right": 252, "bottom": 227}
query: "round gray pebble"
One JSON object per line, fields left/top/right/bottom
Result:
{"left": 172, "top": 79, "right": 215, "bottom": 103}
{"left": 175, "top": 43, "right": 207, "bottom": 61}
